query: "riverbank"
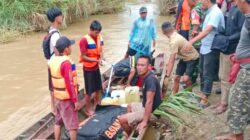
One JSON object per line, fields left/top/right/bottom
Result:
{"left": 0, "top": 0, "right": 125, "bottom": 43}
{"left": 0, "top": 2, "right": 174, "bottom": 139}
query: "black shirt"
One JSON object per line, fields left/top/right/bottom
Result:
{"left": 142, "top": 72, "right": 162, "bottom": 112}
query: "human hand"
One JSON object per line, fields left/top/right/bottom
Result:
{"left": 153, "top": 40, "right": 156, "bottom": 47}
{"left": 74, "top": 102, "right": 81, "bottom": 111}
{"left": 136, "top": 121, "right": 147, "bottom": 134}
{"left": 98, "top": 59, "right": 103, "bottom": 66}
{"left": 191, "top": 31, "right": 198, "bottom": 38}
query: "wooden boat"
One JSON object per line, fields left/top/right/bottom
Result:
{"left": 15, "top": 54, "right": 165, "bottom": 140}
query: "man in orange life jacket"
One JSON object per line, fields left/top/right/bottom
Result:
{"left": 175, "top": 0, "right": 191, "bottom": 40}
{"left": 49, "top": 36, "right": 81, "bottom": 140}
{"left": 79, "top": 20, "right": 105, "bottom": 116}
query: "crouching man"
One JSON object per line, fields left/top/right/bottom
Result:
{"left": 162, "top": 21, "right": 199, "bottom": 94}
{"left": 118, "top": 55, "right": 162, "bottom": 137}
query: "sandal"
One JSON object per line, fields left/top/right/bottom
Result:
{"left": 197, "top": 98, "right": 210, "bottom": 109}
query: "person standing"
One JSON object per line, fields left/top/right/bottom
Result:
{"left": 215, "top": 0, "right": 250, "bottom": 139}
{"left": 186, "top": 0, "right": 225, "bottom": 107}
{"left": 46, "top": 7, "right": 63, "bottom": 114}
{"left": 79, "top": 20, "right": 105, "bottom": 116}
{"left": 188, "top": 0, "right": 204, "bottom": 84}
{"left": 175, "top": 0, "right": 191, "bottom": 40}
{"left": 126, "top": 6, "right": 156, "bottom": 57}
{"left": 49, "top": 36, "right": 80, "bottom": 140}
{"left": 212, "top": 0, "right": 245, "bottom": 115}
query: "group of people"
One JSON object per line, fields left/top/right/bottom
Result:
{"left": 171, "top": 0, "right": 250, "bottom": 139}
{"left": 43, "top": 0, "right": 250, "bottom": 138}
{"left": 45, "top": 7, "right": 106, "bottom": 139}
{"left": 44, "top": 6, "right": 162, "bottom": 140}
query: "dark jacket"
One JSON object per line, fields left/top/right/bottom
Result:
{"left": 225, "top": 5, "right": 245, "bottom": 54}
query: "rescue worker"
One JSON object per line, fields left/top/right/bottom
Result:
{"left": 79, "top": 20, "right": 105, "bottom": 116}
{"left": 49, "top": 36, "right": 80, "bottom": 140}
{"left": 126, "top": 6, "right": 156, "bottom": 57}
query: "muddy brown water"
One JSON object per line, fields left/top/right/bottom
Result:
{"left": 0, "top": 2, "right": 174, "bottom": 139}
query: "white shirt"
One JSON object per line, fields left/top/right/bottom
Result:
{"left": 49, "top": 27, "right": 60, "bottom": 57}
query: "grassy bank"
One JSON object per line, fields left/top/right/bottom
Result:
{"left": 0, "top": 0, "right": 125, "bottom": 43}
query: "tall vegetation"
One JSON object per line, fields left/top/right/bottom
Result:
{"left": 157, "top": 0, "right": 177, "bottom": 15}
{"left": 0, "top": 0, "right": 125, "bottom": 43}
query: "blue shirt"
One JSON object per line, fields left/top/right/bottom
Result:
{"left": 129, "top": 17, "right": 156, "bottom": 55}
{"left": 200, "top": 5, "right": 225, "bottom": 55}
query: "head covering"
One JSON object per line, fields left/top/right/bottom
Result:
{"left": 56, "top": 36, "right": 75, "bottom": 52}
{"left": 139, "top": 7, "right": 147, "bottom": 13}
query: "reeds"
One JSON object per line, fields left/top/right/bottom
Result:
{"left": 156, "top": 0, "right": 177, "bottom": 15}
{"left": 0, "top": 0, "right": 125, "bottom": 43}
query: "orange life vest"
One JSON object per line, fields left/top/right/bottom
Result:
{"left": 175, "top": 0, "right": 191, "bottom": 31}
{"left": 79, "top": 34, "right": 103, "bottom": 68}
{"left": 49, "top": 56, "right": 78, "bottom": 100}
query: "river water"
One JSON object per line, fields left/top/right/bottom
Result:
{"left": 0, "top": 2, "right": 173, "bottom": 139}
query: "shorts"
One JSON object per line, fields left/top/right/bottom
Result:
{"left": 83, "top": 69, "right": 102, "bottom": 95}
{"left": 176, "top": 59, "right": 198, "bottom": 77}
{"left": 126, "top": 103, "right": 157, "bottom": 127}
{"left": 126, "top": 47, "right": 137, "bottom": 56}
{"left": 48, "top": 69, "right": 53, "bottom": 92}
{"left": 55, "top": 99, "right": 78, "bottom": 130}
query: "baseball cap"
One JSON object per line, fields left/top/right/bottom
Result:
{"left": 139, "top": 7, "right": 147, "bottom": 13}
{"left": 56, "top": 36, "right": 75, "bottom": 52}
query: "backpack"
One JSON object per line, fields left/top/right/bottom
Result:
{"left": 42, "top": 30, "right": 59, "bottom": 59}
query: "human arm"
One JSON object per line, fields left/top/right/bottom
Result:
{"left": 100, "top": 39, "right": 105, "bottom": 60}
{"left": 191, "top": 25, "right": 200, "bottom": 38}
{"left": 61, "top": 61, "right": 81, "bottom": 110}
{"left": 129, "top": 20, "right": 137, "bottom": 45}
{"left": 185, "top": 25, "right": 213, "bottom": 50}
{"left": 60, "top": 61, "right": 78, "bottom": 104}
{"left": 126, "top": 68, "right": 136, "bottom": 86}
{"left": 50, "top": 32, "right": 60, "bottom": 56}
{"left": 228, "top": 11, "right": 245, "bottom": 42}
{"left": 79, "top": 38, "right": 101, "bottom": 63}
{"left": 165, "top": 53, "right": 177, "bottom": 77}
{"left": 151, "top": 19, "right": 157, "bottom": 47}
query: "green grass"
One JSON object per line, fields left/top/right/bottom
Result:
{"left": 0, "top": 0, "right": 125, "bottom": 43}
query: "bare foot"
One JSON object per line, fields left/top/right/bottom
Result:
{"left": 210, "top": 103, "right": 221, "bottom": 109}
{"left": 215, "top": 134, "right": 241, "bottom": 140}
{"left": 212, "top": 104, "right": 227, "bottom": 115}
{"left": 84, "top": 109, "right": 94, "bottom": 117}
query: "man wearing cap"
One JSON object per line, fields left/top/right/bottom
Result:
{"left": 126, "top": 6, "right": 157, "bottom": 57}
{"left": 49, "top": 36, "right": 80, "bottom": 140}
